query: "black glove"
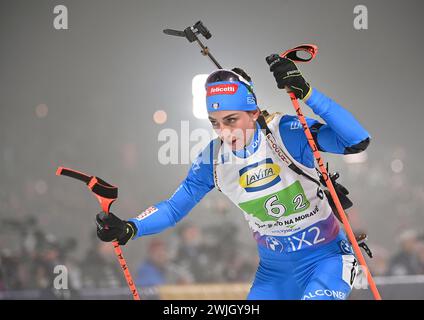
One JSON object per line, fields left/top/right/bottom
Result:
{"left": 266, "top": 54, "right": 312, "bottom": 100}
{"left": 95, "top": 212, "right": 137, "bottom": 245}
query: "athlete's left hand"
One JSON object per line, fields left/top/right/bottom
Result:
{"left": 266, "top": 55, "right": 312, "bottom": 100}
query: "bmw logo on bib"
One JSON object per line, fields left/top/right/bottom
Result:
{"left": 339, "top": 240, "right": 354, "bottom": 254}
{"left": 266, "top": 236, "right": 284, "bottom": 253}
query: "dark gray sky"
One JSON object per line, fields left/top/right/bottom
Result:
{"left": 1, "top": 0, "right": 423, "bottom": 263}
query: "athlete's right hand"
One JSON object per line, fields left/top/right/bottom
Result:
{"left": 95, "top": 212, "right": 137, "bottom": 245}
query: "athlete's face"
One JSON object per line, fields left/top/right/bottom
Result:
{"left": 208, "top": 110, "right": 260, "bottom": 151}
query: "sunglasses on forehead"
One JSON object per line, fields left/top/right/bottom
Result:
{"left": 206, "top": 69, "right": 251, "bottom": 85}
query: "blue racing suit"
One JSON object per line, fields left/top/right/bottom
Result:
{"left": 129, "top": 88, "right": 371, "bottom": 300}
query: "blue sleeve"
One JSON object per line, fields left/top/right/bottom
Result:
{"left": 129, "top": 140, "right": 216, "bottom": 238}
{"left": 280, "top": 88, "right": 371, "bottom": 168}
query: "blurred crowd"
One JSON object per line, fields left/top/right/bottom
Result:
{"left": 369, "top": 229, "right": 424, "bottom": 277}
{"left": 0, "top": 215, "right": 258, "bottom": 299}
{"left": 1, "top": 213, "right": 424, "bottom": 299}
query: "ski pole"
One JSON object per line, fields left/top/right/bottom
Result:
{"left": 164, "top": 21, "right": 222, "bottom": 69}
{"left": 56, "top": 166, "right": 141, "bottom": 300}
{"left": 269, "top": 45, "right": 382, "bottom": 300}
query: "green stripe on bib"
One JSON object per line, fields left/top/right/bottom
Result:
{"left": 238, "top": 181, "right": 310, "bottom": 222}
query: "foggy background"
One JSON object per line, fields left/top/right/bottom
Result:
{"left": 1, "top": 0, "right": 423, "bottom": 298}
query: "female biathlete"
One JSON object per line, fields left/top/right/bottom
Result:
{"left": 95, "top": 56, "right": 371, "bottom": 300}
